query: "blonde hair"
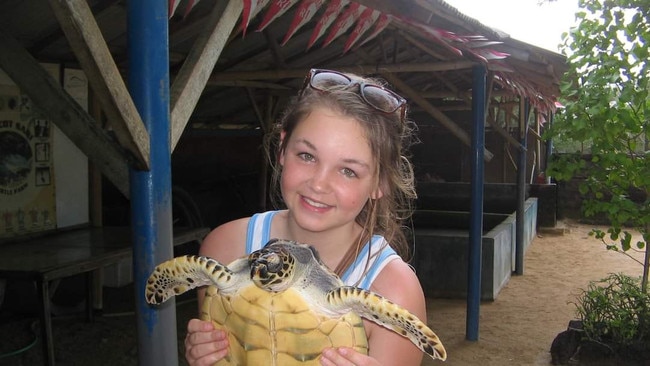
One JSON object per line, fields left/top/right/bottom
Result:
{"left": 264, "top": 73, "right": 418, "bottom": 261}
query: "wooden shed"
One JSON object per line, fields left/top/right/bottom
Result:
{"left": 0, "top": 1, "right": 568, "bottom": 364}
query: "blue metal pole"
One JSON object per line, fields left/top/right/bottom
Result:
{"left": 127, "top": 1, "right": 177, "bottom": 365}
{"left": 515, "top": 99, "right": 530, "bottom": 275}
{"left": 545, "top": 113, "right": 554, "bottom": 177}
{"left": 466, "top": 64, "right": 486, "bottom": 341}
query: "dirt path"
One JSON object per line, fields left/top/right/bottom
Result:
{"left": 422, "top": 221, "right": 646, "bottom": 366}
{"left": 0, "top": 221, "right": 645, "bottom": 365}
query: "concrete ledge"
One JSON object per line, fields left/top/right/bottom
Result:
{"left": 537, "top": 220, "right": 570, "bottom": 236}
{"left": 412, "top": 198, "right": 538, "bottom": 300}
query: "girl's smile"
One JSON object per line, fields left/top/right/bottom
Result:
{"left": 279, "top": 107, "right": 382, "bottom": 234}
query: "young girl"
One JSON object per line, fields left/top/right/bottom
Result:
{"left": 184, "top": 69, "right": 426, "bottom": 366}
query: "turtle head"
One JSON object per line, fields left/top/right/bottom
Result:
{"left": 250, "top": 240, "right": 296, "bottom": 292}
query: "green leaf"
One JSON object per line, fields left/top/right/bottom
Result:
{"left": 554, "top": 0, "right": 649, "bottom": 291}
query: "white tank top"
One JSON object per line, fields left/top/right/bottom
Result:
{"left": 245, "top": 210, "right": 400, "bottom": 290}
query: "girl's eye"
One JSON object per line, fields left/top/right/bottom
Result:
{"left": 298, "top": 152, "right": 315, "bottom": 162}
{"left": 342, "top": 168, "right": 357, "bottom": 178}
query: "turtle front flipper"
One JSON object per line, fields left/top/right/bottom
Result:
{"left": 145, "top": 255, "right": 236, "bottom": 304}
{"left": 326, "top": 287, "right": 447, "bottom": 361}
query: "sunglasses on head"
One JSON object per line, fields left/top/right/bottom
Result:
{"left": 301, "top": 69, "right": 407, "bottom": 121}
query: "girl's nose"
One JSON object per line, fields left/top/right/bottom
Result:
{"left": 308, "top": 167, "right": 331, "bottom": 193}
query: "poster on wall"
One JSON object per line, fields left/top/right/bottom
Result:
{"left": 0, "top": 71, "right": 57, "bottom": 238}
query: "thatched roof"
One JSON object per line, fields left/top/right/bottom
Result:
{"left": 0, "top": 0, "right": 567, "bottom": 195}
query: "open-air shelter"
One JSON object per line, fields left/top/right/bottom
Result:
{"left": 0, "top": 1, "right": 568, "bottom": 364}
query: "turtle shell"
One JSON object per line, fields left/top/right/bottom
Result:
{"left": 202, "top": 283, "right": 368, "bottom": 365}
{"left": 145, "top": 239, "right": 446, "bottom": 363}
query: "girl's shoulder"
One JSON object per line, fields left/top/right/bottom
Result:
{"left": 370, "top": 258, "right": 426, "bottom": 312}
{"left": 199, "top": 210, "right": 286, "bottom": 262}
{"left": 199, "top": 217, "right": 250, "bottom": 263}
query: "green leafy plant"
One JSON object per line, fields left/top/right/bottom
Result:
{"left": 546, "top": 0, "right": 650, "bottom": 292}
{"left": 590, "top": 227, "right": 648, "bottom": 267}
{"left": 574, "top": 273, "right": 650, "bottom": 352}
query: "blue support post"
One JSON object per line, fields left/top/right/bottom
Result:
{"left": 545, "top": 113, "right": 554, "bottom": 178}
{"left": 515, "top": 99, "right": 530, "bottom": 275}
{"left": 466, "top": 64, "right": 486, "bottom": 341}
{"left": 127, "top": 1, "right": 177, "bottom": 365}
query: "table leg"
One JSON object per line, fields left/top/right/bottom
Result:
{"left": 85, "top": 271, "right": 94, "bottom": 321}
{"left": 37, "top": 279, "right": 55, "bottom": 366}
{"left": 92, "top": 268, "right": 103, "bottom": 315}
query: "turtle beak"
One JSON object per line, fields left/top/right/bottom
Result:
{"left": 251, "top": 256, "right": 288, "bottom": 292}
{"left": 251, "top": 263, "right": 267, "bottom": 279}
{"left": 250, "top": 261, "right": 274, "bottom": 288}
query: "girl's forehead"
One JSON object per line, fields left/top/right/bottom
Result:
{"left": 293, "top": 109, "right": 374, "bottom": 158}
{"left": 294, "top": 108, "right": 367, "bottom": 140}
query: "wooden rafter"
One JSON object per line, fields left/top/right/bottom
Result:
{"left": 0, "top": 29, "right": 130, "bottom": 197}
{"left": 262, "top": 29, "right": 289, "bottom": 68}
{"left": 398, "top": 30, "right": 450, "bottom": 60}
{"left": 245, "top": 87, "right": 265, "bottom": 128}
{"left": 209, "top": 61, "right": 475, "bottom": 82}
{"left": 487, "top": 110, "right": 526, "bottom": 151}
{"left": 48, "top": 0, "right": 150, "bottom": 170}
{"left": 170, "top": 0, "right": 243, "bottom": 151}
{"left": 381, "top": 72, "right": 494, "bottom": 162}
{"left": 206, "top": 80, "right": 292, "bottom": 89}
{"left": 432, "top": 72, "right": 462, "bottom": 97}
{"left": 419, "top": 89, "right": 526, "bottom": 100}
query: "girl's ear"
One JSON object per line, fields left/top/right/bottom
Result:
{"left": 370, "top": 185, "right": 384, "bottom": 200}
{"left": 370, "top": 171, "right": 386, "bottom": 200}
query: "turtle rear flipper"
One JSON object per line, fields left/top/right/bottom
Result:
{"left": 326, "top": 286, "right": 447, "bottom": 361}
{"left": 145, "top": 255, "right": 239, "bottom": 304}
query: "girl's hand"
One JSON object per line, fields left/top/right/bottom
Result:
{"left": 184, "top": 319, "right": 229, "bottom": 366}
{"left": 320, "top": 347, "right": 381, "bottom": 366}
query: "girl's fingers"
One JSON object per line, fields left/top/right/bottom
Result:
{"left": 185, "top": 319, "right": 229, "bottom": 366}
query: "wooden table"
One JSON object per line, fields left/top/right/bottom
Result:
{"left": 0, "top": 226, "right": 209, "bottom": 366}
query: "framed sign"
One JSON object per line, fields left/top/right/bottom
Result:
{"left": 0, "top": 70, "right": 57, "bottom": 238}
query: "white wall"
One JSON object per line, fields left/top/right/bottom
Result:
{"left": 55, "top": 68, "right": 89, "bottom": 228}
{"left": 53, "top": 125, "right": 88, "bottom": 228}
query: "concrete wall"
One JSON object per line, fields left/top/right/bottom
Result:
{"left": 416, "top": 182, "right": 523, "bottom": 213}
{"left": 416, "top": 182, "right": 554, "bottom": 228}
{"left": 412, "top": 198, "right": 538, "bottom": 300}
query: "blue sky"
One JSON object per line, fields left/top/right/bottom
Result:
{"left": 443, "top": 0, "right": 580, "bottom": 52}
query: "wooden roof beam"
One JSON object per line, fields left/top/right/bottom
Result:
{"left": 209, "top": 61, "right": 475, "bottom": 81}
{"left": 429, "top": 71, "right": 526, "bottom": 152}
{"left": 398, "top": 30, "right": 449, "bottom": 60}
{"left": 433, "top": 72, "right": 463, "bottom": 96}
{"left": 507, "top": 59, "right": 560, "bottom": 86}
{"left": 262, "top": 28, "right": 289, "bottom": 69}
{"left": 380, "top": 72, "right": 494, "bottom": 162}
{"left": 170, "top": 0, "right": 242, "bottom": 151}
{"left": 169, "top": 16, "right": 208, "bottom": 48}
{"left": 48, "top": 0, "right": 150, "bottom": 170}
{"left": 206, "top": 80, "right": 291, "bottom": 89}
{"left": 0, "top": 29, "right": 130, "bottom": 197}
{"left": 487, "top": 112, "right": 527, "bottom": 152}
{"left": 421, "top": 89, "right": 520, "bottom": 99}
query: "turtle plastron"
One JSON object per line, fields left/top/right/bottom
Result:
{"left": 145, "top": 239, "right": 446, "bottom": 365}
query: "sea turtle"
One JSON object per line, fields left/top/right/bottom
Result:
{"left": 145, "top": 238, "right": 446, "bottom": 365}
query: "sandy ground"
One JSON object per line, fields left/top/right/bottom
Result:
{"left": 0, "top": 220, "right": 646, "bottom": 365}
{"left": 422, "top": 221, "right": 646, "bottom": 366}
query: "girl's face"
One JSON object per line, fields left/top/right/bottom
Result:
{"left": 279, "top": 107, "right": 383, "bottom": 234}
